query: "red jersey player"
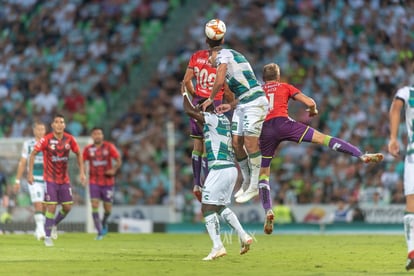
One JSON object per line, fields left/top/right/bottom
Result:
{"left": 28, "top": 113, "right": 86, "bottom": 247}
{"left": 258, "top": 63, "right": 383, "bottom": 235}
{"left": 83, "top": 127, "right": 121, "bottom": 240}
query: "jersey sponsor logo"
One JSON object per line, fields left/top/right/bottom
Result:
{"left": 92, "top": 160, "right": 108, "bottom": 167}
{"left": 51, "top": 156, "right": 69, "bottom": 162}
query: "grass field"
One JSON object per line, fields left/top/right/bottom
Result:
{"left": 0, "top": 232, "right": 409, "bottom": 275}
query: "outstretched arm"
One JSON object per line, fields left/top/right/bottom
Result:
{"left": 388, "top": 98, "right": 404, "bottom": 157}
{"left": 293, "top": 93, "right": 318, "bottom": 116}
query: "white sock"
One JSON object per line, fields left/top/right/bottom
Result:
{"left": 238, "top": 158, "right": 250, "bottom": 189}
{"left": 404, "top": 214, "right": 414, "bottom": 254}
{"left": 34, "top": 213, "right": 45, "bottom": 233}
{"left": 219, "top": 207, "right": 246, "bottom": 238}
{"left": 248, "top": 153, "right": 262, "bottom": 189}
{"left": 204, "top": 213, "right": 223, "bottom": 249}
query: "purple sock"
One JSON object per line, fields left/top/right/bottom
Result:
{"left": 192, "top": 151, "right": 202, "bottom": 187}
{"left": 328, "top": 137, "right": 362, "bottom": 157}
{"left": 45, "top": 217, "right": 54, "bottom": 237}
{"left": 93, "top": 212, "right": 102, "bottom": 234}
{"left": 202, "top": 156, "right": 209, "bottom": 181}
{"left": 259, "top": 180, "right": 272, "bottom": 211}
{"left": 54, "top": 210, "right": 67, "bottom": 225}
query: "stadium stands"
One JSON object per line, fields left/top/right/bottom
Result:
{"left": 1, "top": 0, "right": 412, "bottom": 220}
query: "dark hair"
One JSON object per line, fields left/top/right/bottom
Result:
{"left": 91, "top": 127, "right": 104, "bottom": 133}
{"left": 54, "top": 113, "right": 65, "bottom": 119}
{"left": 206, "top": 37, "right": 223, "bottom": 48}
{"left": 197, "top": 98, "right": 215, "bottom": 113}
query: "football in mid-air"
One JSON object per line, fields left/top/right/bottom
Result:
{"left": 205, "top": 19, "right": 226, "bottom": 40}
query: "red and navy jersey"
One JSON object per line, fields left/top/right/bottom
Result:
{"left": 188, "top": 49, "right": 224, "bottom": 100}
{"left": 83, "top": 141, "right": 120, "bottom": 186}
{"left": 35, "top": 132, "right": 80, "bottom": 184}
{"left": 262, "top": 81, "right": 301, "bottom": 121}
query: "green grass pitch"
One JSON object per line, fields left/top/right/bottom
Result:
{"left": 0, "top": 232, "right": 408, "bottom": 275}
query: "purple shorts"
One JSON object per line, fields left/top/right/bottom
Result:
{"left": 190, "top": 95, "right": 222, "bottom": 139}
{"left": 90, "top": 184, "right": 114, "bottom": 203}
{"left": 259, "top": 117, "right": 314, "bottom": 167}
{"left": 45, "top": 182, "right": 73, "bottom": 204}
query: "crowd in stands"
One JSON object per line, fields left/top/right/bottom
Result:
{"left": 112, "top": 0, "right": 414, "bottom": 215}
{"left": 0, "top": 0, "right": 172, "bottom": 138}
{"left": 1, "top": 0, "right": 413, "bottom": 219}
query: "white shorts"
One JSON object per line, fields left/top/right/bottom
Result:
{"left": 28, "top": 181, "right": 46, "bottom": 203}
{"left": 404, "top": 154, "right": 414, "bottom": 195}
{"left": 202, "top": 166, "right": 237, "bottom": 206}
{"left": 231, "top": 96, "right": 268, "bottom": 137}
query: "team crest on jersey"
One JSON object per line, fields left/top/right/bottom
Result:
{"left": 65, "top": 144, "right": 70, "bottom": 149}
{"left": 103, "top": 149, "right": 109, "bottom": 156}
{"left": 49, "top": 144, "right": 56, "bottom": 150}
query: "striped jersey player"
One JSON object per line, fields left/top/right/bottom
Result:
{"left": 388, "top": 85, "right": 414, "bottom": 271}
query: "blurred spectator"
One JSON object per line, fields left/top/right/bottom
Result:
{"left": 329, "top": 198, "right": 353, "bottom": 223}
{"left": 272, "top": 198, "right": 295, "bottom": 224}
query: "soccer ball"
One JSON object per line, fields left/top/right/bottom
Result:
{"left": 205, "top": 19, "right": 226, "bottom": 40}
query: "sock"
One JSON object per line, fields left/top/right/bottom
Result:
{"left": 102, "top": 212, "right": 111, "bottom": 227}
{"left": 259, "top": 176, "right": 272, "bottom": 211}
{"left": 404, "top": 213, "right": 414, "bottom": 256}
{"left": 204, "top": 213, "right": 223, "bottom": 249}
{"left": 237, "top": 156, "right": 250, "bottom": 189}
{"left": 323, "top": 136, "right": 362, "bottom": 157}
{"left": 248, "top": 152, "right": 262, "bottom": 189}
{"left": 34, "top": 212, "right": 45, "bottom": 233}
{"left": 202, "top": 155, "right": 209, "bottom": 183}
{"left": 92, "top": 208, "right": 102, "bottom": 234}
{"left": 192, "top": 150, "right": 202, "bottom": 187}
{"left": 44, "top": 211, "right": 55, "bottom": 237}
{"left": 54, "top": 209, "right": 67, "bottom": 226}
{"left": 219, "top": 207, "right": 246, "bottom": 238}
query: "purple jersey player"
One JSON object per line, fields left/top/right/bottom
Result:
{"left": 259, "top": 63, "right": 384, "bottom": 235}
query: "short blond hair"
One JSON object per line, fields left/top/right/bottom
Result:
{"left": 263, "top": 63, "right": 280, "bottom": 82}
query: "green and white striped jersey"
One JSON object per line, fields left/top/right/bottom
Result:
{"left": 21, "top": 139, "right": 44, "bottom": 182}
{"left": 215, "top": 48, "right": 265, "bottom": 104}
{"left": 203, "top": 112, "right": 235, "bottom": 170}
{"left": 395, "top": 86, "right": 414, "bottom": 156}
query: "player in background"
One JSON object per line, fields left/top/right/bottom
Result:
{"left": 83, "top": 127, "right": 122, "bottom": 240}
{"left": 259, "top": 63, "right": 383, "bottom": 234}
{"left": 388, "top": 85, "right": 414, "bottom": 271}
{"left": 201, "top": 19, "right": 269, "bottom": 204}
{"left": 28, "top": 114, "right": 86, "bottom": 247}
{"left": 14, "top": 121, "right": 47, "bottom": 240}
{"left": 183, "top": 90, "right": 252, "bottom": 260}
